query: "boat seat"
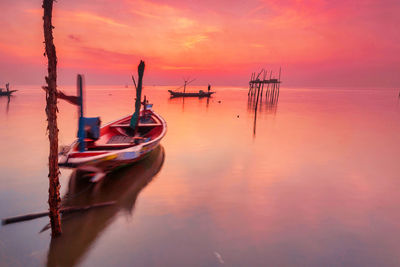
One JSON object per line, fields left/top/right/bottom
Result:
{"left": 109, "top": 124, "right": 131, "bottom": 128}
{"left": 107, "top": 135, "right": 134, "bottom": 144}
{"left": 106, "top": 135, "right": 150, "bottom": 145}
{"left": 110, "top": 122, "right": 162, "bottom": 128}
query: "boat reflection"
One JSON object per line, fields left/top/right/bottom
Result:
{"left": 1, "top": 95, "right": 12, "bottom": 114}
{"left": 168, "top": 95, "right": 211, "bottom": 112}
{"left": 46, "top": 146, "right": 165, "bottom": 267}
{"left": 6, "top": 95, "right": 10, "bottom": 114}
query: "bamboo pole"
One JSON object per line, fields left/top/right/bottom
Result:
{"left": 253, "top": 71, "right": 262, "bottom": 101}
{"left": 130, "top": 61, "right": 145, "bottom": 133}
{"left": 250, "top": 72, "right": 255, "bottom": 97}
{"left": 278, "top": 67, "right": 281, "bottom": 97}
{"left": 266, "top": 71, "right": 272, "bottom": 100}
{"left": 2, "top": 202, "right": 116, "bottom": 225}
{"left": 43, "top": 0, "right": 61, "bottom": 237}
{"left": 248, "top": 73, "right": 253, "bottom": 96}
{"left": 254, "top": 80, "right": 261, "bottom": 111}
{"left": 260, "top": 70, "right": 266, "bottom": 99}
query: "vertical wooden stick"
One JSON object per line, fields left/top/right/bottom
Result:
{"left": 248, "top": 73, "right": 253, "bottom": 96}
{"left": 278, "top": 67, "right": 281, "bottom": 97}
{"left": 255, "top": 81, "right": 261, "bottom": 111}
{"left": 43, "top": 0, "right": 61, "bottom": 237}
{"left": 130, "top": 61, "right": 145, "bottom": 133}
{"left": 260, "top": 70, "right": 266, "bottom": 99}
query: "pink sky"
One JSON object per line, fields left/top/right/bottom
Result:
{"left": 0, "top": 0, "right": 399, "bottom": 87}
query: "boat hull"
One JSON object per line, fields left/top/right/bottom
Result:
{"left": 58, "top": 111, "right": 167, "bottom": 172}
{"left": 168, "top": 90, "right": 215, "bottom": 98}
{"left": 0, "top": 90, "right": 17, "bottom": 96}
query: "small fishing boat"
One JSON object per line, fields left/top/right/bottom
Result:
{"left": 168, "top": 79, "right": 215, "bottom": 98}
{"left": 168, "top": 90, "right": 214, "bottom": 98}
{"left": 0, "top": 90, "right": 17, "bottom": 96}
{"left": 58, "top": 108, "right": 166, "bottom": 171}
{"left": 58, "top": 61, "right": 167, "bottom": 182}
{"left": 0, "top": 83, "right": 17, "bottom": 96}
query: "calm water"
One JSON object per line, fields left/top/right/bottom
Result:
{"left": 0, "top": 86, "right": 400, "bottom": 266}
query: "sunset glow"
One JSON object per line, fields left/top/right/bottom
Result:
{"left": 0, "top": 0, "right": 399, "bottom": 86}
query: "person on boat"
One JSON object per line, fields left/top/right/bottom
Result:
{"left": 6, "top": 83, "right": 9, "bottom": 92}
{"left": 208, "top": 84, "right": 211, "bottom": 93}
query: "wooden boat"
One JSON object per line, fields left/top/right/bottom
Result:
{"left": 58, "top": 108, "right": 166, "bottom": 175}
{"left": 0, "top": 90, "right": 17, "bottom": 96}
{"left": 58, "top": 62, "right": 166, "bottom": 181}
{"left": 168, "top": 89, "right": 215, "bottom": 98}
{"left": 0, "top": 83, "right": 17, "bottom": 96}
{"left": 168, "top": 78, "right": 215, "bottom": 98}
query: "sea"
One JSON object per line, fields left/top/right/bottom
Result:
{"left": 0, "top": 85, "right": 399, "bottom": 266}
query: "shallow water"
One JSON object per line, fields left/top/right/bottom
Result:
{"left": 0, "top": 86, "right": 400, "bottom": 266}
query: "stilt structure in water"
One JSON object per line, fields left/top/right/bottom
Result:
{"left": 247, "top": 68, "right": 282, "bottom": 137}
{"left": 248, "top": 68, "right": 281, "bottom": 104}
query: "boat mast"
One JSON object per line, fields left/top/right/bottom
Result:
{"left": 130, "top": 61, "right": 145, "bottom": 132}
{"left": 77, "top": 74, "right": 85, "bottom": 152}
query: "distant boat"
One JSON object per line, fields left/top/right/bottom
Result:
{"left": 168, "top": 89, "right": 215, "bottom": 98}
{"left": 0, "top": 83, "right": 17, "bottom": 96}
{"left": 0, "top": 90, "right": 17, "bottom": 96}
{"left": 168, "top": 78, "right": 215, "bottom": 98}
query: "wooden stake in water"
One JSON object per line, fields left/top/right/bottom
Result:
{"left": 130, "top": 61, "right": 145, "bottom": 132}
{"left": 43, "top": 0, "right": 62, "bottom": 237}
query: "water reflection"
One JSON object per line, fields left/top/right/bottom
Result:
{"left": 168, "top": 95, "right": 212, "bottom": 112}
{"left": 6, "top": 96, "right": 10, "bottom": 114}
{"left": 1, "top": 95, "right": 12, "bottom": 114}
{"left": 46, "top": 146, "right": 165, "bottom": 267}
{"left": 248, "top": 88, "right": 279, "bottom": 137}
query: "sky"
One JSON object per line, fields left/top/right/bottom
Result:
{"left": 0, "top": 0, "right": 399, "bottom": 87}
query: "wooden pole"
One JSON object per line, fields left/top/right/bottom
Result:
{"left": 252, "top": 72, "right": 255, "bottom": 96}
{"left": 248, "top": 73, "right": 253, "bottom": 96}
{"left": 278, "top": 67, "right": 281, "bottom": 97}
{"left": 260, "top": 70, "right": 266, "bottom": 99}
{"left": 130, "top": 61, "right": 145, "bottom": 132}
{"left": 273, "top": 83, "right": 276, "bottom": 100}
{"left": 77, "top": 75, "right": 85, "bottom": 152}
{"left": 2, "top": 201, "right": 116, "bottom": 225}
{"left": 266, "top": 71, "right": 272, "bottom": 99}
{"left": 43, "top": 0, "right": 61, "bottom": 237}
{"left": 255, "top": 81, "right": 261, "bottom": 111}
{"left": 131, "top": 75, "right": 137, "bottom": 89}
{"left": 250, "top": 73, "right": 254, "bottom": 97}
{"left": 253, "top": 71, "right": 262, "bottom": 101}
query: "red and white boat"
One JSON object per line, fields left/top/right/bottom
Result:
{"left": 58, "top": 62, "right": 166, "bottom": 181}
{"left": 58, "top": 107, "right": 166, "bottom": 175}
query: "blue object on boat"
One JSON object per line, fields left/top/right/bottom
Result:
{"left": 77, "top": 74, "right": 85, "bottom": 152}
{"left": 83, "top": 117, "right": 101, "bottom": 140}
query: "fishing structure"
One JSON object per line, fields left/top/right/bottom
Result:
{"left": 248, "top": 68, "right": 281, "bottom": 104}
{"left": 248, "top": 68, "right": 282, "bottom": 137}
